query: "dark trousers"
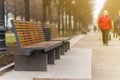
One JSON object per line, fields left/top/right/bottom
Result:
{"left": 101, "top": 30, "right": 109, "bottom": 44}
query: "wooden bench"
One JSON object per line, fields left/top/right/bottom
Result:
{"left": 43, "top": 24, "right": 71, "bottom": 55}
{"left": 11, "top": 20, "right": 62, "bottom": 71}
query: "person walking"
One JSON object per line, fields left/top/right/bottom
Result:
{"left": 98, "top": 10, "right": 112, "bottom": 46}
{"left": 113, "top": 24, "right": 118, "bottom": 38}
{"left": 114, "top": 11, "right": 120, "bottom": 40}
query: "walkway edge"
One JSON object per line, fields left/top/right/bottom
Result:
{"left": 70, "top": 34, "right": 85, "bottom": 47}
{"left": 0, "top": 34, "right": 85, "bottom": 75}
{"left": 0, "top": 63, "right": 14, "bottom": 75}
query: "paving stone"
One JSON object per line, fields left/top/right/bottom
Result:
{"left": 0, "top": 34, "right": 92, "bottom": 80}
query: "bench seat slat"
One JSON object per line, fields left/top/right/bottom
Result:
{"left": 23, "top": 41, "right": 62, "bottom": 52}
{"left": 52, "top": 37, "right": 71, "bottom": 41}
{"left": 23, "top": 41, "right": 61, "bottom": 48}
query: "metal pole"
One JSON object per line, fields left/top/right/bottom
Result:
{"left": 0, "top": 0, "right": 4, "bottom": 26}
{"left": 0, "top": 0, "right": 7, "bottom": 54}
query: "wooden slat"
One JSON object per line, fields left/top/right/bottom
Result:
{"left": 13, "top": 20, "right": 46, "bottom": 48}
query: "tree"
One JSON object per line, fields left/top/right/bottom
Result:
{"left": 54, "top": 0, "right": 93, "bottom": 36}
{"left": 4, "top": 0, "right": 93, "bottom": 36}
{"left": 102, "top": 0, "right": 120, "bottom": 19}
{"left": 24, "top": 0, "right": 30, "bottom": 21}
{"left": 73, "top": 0, "right": 93, "bottom": 33}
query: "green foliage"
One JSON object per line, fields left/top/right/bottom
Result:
{"left": 5, "top": 0, "right": 93, "bottom": 36}
{"left": 6, "top": 33, "right": 16, "bottom": 44}
{"left": 75, "top": 0, "right": 93, "bottom": 25}
{"left": 102, "top": 0, "right": 120, "bottom": 19}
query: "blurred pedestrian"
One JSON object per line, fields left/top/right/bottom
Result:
{"left": 114, "top": 11, "right": 120, "bottom": 40}
{"left": 98, "top": 10, "right": 112, "bottom": 46}
{"left": 113, "top": 24, "right": 118, "bottom": 38}
{"left": 93, "top": 25, "right": 97, "bottom": 32}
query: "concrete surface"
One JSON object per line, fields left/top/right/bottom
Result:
{"left": 70, "top": 35, "right": 85, "bottom": 47}
{"left": 0, "top": 34, "right": 92, "bottom": 80}
{"left": 0, "top": 48, "right": 92, "bottom": 80}
{"left": 73, "top": 32, "right": 120, "bottom": 80}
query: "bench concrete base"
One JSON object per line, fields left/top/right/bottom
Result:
{"left": 55, "top": 47, "right": 61, "bottom": 59}
{"left": 67, "top": 41, "right": 70, "bottom": 50}
{"left": 54, "top": 42, "right": 70, "bottom": 55}
{"left": 61, "top": 45, "right": 65, "bottom": 55}
{"left": 64, "top": 43, "right": 68, "bottom": 52}
{"left": 64, "top": 42, "right": 70, "bottom": 53}
{"left": 47, "top": 50, "right": 55, "bottom": 64}
{"left": 14, "top": 53, "right": 47, "bottom": 71}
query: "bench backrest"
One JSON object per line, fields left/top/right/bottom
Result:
{"left": 11, "top": 20, "right": 46, "bottom": 49}
{"left": 45, "top": 24, "right": 59, "bottom": 39}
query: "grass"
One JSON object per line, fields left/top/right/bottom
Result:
{"left": 5, "top": 33, "right": 16, "bottom": 44}
{"left": 5, "top": 31, "right": 81, "bottom": 43}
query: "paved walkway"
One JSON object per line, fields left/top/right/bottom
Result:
{"left": 0, "top": 34, "right": 92, "bottom": 80}
{"left": 1, "top": 31, "right": 120, "bottom": 80}
{"left": 73, "top": 32, "right": 120, "bottom": 80}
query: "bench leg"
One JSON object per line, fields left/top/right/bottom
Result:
{"left": 47, "top": 50, "right": 55, "bottom": 64}
{"left": 65, "top": 43, "right": 68, "bottom": 52}
{"left": 67, "top": 41, "right": 70, "bottom": 50}
{"left": 61, "top": 45, "right": 65, "bottom": 55}
{"left": 14, "top": 53, "right": 47, "bottom": 71}
{"left": 55, "top": 47, "right": 61, "bottom": 59}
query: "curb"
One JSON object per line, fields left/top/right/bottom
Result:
{"left": 0, "top": 35, "right": 85, "bottom": 75}
{"left": 70, "top": 35, "right": 85, "bottom": 47}
{"left": 0, "top": 63, "right": 14, "bottom": 75}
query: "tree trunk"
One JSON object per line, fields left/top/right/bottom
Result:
{"left": 42, "top": 0, "right": 47, "bottom": 23}
{"left": 65, "top": 12, "right": 68, "bottom": 36}
{"left": 24, "top": 0, "right": 30, "bottom": 21}
{"left": 58, "top": 9, "right": 61, "bottom": 36}
{"left": 48, "top": 3, "right": 52, "bottom": 23}
{"left": 5, "top": 12, "right": 8, "bottom": 28}
{"left": 13, "top": 0, "right": 17, "bottom": 20}
{"left": 68, "top": 14, "right": 72, "bottom": 36}
{"left": 73, "top": 17, "right": 77, "bottom": 34}
{"left": 61, "top": 9, "right": 64, "bottom": 36}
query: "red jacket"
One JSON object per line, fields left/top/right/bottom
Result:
{"left": 98, "top": 16, "right": 112, "bottom": 30}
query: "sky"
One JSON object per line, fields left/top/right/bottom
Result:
{"left": 93, "top": 0, "right": 106, "bottom": 22}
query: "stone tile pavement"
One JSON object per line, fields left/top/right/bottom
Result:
{"left": 1, "top": 31, "right": 120, "bottom": 80}
{"left": 73, "top": 32, "right": 120, "bottom": 80}
{"left": 0, "top": 34, "right": 92, "bottom": 80}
